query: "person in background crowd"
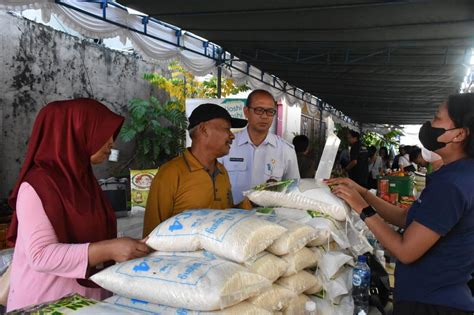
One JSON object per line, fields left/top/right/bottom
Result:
{"left": 143, "top": 104, "right": 247, "bottom": 236}
{"left": 409, "top": 146, "right": 443, "bottom": 173}
{"left": 292, "top": 135, "right": 316, "bottom": 178}
{"left": 409, "top": 146, "right": 428, "bottom": 167}
{"left": 339, "top": 146, "right": 351, "bottom": 170}
{"left": 328, "top": 93, "right": 474, "bottom": 315}
{"left": 421, "top": 147, "right": 444, "bottom": 172}
{"left": 6, "top": 99, "right": 151, "bottom": 312}
{"left": 397, "top": 145, "right": 412, "bottom": 170}
{"left": 379, "top": 146, "right": 391, "bottom": 171}
{"left": 368, "top": 145, "right": 383, "bottom": 189}
{"left": 345, "top": 130, "right": 369, "bottom": 187}
{"left": 391, "top": 145, "right": 403, "bottom": 169}
{"left": 220, "top": 90, "right": 300, "bottom": 206}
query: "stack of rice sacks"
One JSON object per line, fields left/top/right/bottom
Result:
{"left": 89, "top": 178, "right": 372, "bottom": 314}
{"left": 245, "top": 179, "right": 374, "bottom": 315}
{"left": 90, "top": 208, "right": 292, "bottom": 314}
{"left": 244, "top": 214, "right": 321, "bottom": 314}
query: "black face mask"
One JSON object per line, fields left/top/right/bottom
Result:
{"left": 418, "top": 121, "right": 458, "bottom": 152}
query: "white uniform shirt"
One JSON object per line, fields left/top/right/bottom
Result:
{"left": 368, "top": 156, "right": 383, "bottom": 179}
{"left": 398, "top": 154, "right": 411, "bottom": 168}
{"left": 220, "top": 128, "right": 300, "bottom": 204}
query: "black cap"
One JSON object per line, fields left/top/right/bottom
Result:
{"left": 188, "top": 103, "right": 247, "bottom": 130}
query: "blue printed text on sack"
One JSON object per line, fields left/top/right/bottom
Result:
{"left": 204, "top": 214, "right": 235, "bottom": 234}
{"left": 177, "top": 263, "right": 204, "bottom": 279}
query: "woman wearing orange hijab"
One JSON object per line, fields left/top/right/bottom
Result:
{"left": 6, "top": 98, "right": 150, "bottom": 311}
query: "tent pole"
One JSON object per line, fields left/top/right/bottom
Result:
{"left": 217, "top": 66, "right": 222, "bottom": 98}
{"left": 319, "top": 107, "right": 324, "bottom": 161}
{"left": 217, "top": 49, "right": 223, "bottom": 98}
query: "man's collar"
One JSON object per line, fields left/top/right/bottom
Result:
{"left": 263, "top": 132, "right": 277, "bottom": 147}
{"left": 183, "top": 149, "right": 205, "bottom": 172}
{"left": 237, "top": 127, "right": 276, "bottom": 147}
{"left": 215, "top": 162, "right": 225, "bottom": 175}
{"left": 183, "top": 149, "right": 223, "bottom": 176}
{"left": 236, "top": 128, "right": 251, "bottom": 146}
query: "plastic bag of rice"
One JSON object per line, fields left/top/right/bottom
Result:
{"left": 244, "top": 179, "right": 348, "bottom": 221}
{"left": 283, "top": 294, "right": 310, "bottom": 315}
{"left": 276, "top": 270, "right": 319, "bottom": 295}
{"left": 319, "top": 251, "right": 354, "bottom": 280}
{"left": 307, "top": 246, "right": 324, "bottom": 265}
{"left": 146, "top": 209, "right": 287, "bottom": 263}
{"left": 310, "top": 295, "right": 354, "bottom": 315}
{"left": 259, "top": 215, "right": 318, "bottom": 255}
{"left": 273, "top": 207, "right": 312, "bottom": 223}
{"left": 105, "top": 296, "right": 272, "bottom": 315}
{"left": 304, "top": 278, "right": 324, "bottom": 295}
{"left": 305, "top": 211, "right": 343, "bottom": 246}
{"left": 248, "top": 284, "right": 296, "bottom": 312}
{"left": 271, "top": 208, "right": 348, "bottom": 252}
{"left": 153, "top": 250, "right": 288, "bottom": 283}
{"left": 90, "top": 253, "right": 271, "bottom": 311}
{"left": 317, "top": 267, "right": 353, "bottom": 304}
{"left": 281, "top": 247, "right": 318, "bottom": 276}
{"left": 244, "top": 251, "right": 288, "bottom": 282}
{"left": 345, "top": 215, "right": 374, "bottom": 257}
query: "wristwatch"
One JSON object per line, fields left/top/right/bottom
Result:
{"left": 360, "top": 206, "right": 377, "bottom": 221}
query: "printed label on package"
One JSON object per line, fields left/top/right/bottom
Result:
{"left": 154, "top": 209, "right": 254, "bottom": 242}
{"left": 116, "top": 256, "right": 224, "bottom": 286}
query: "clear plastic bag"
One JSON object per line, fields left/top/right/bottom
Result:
{"left": 281, "top": 247, "right": 319, "bottom": 277}
{"left": 277, "top": 270, "right": 319, "bottom": 295}
{"left": 244, "top": 251, "right": 288, "bottom": 282}
{"left": 244, "top": 180, "right": 349, "bottom": 221}
{"left": 248, "top": 284, "right": 296, "bottom": 312}
{"left": 259, "top": 215, "right": 318, "bottom": 255}
{"left": 282, "top": 294, "right": 310, "bottom": 315}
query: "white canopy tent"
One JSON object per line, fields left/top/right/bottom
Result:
{"left": 0, "top": 0, "right": 357, "bottom": 127}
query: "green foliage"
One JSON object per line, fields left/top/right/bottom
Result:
{"left": 119, "top": 96, "right": 187, "bottom": 169}
{"left": 120, "top": 60, "right": 249, "bottom": 169}
{"left": 335, "top": 124, "right": 350, "bottom": 149}
{"left": 362, "top": 129, "right": 404, "bottom": 149}
{"left": 335, "top": 123, "right": 403, "bottom": 150}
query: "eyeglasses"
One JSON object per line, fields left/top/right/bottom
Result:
{"left": 248, "top": 107, "right": 277, "bottom": 117}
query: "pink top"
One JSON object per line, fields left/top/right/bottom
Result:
{"left": 7, "top": 183, "right": 109, "bottom": 312}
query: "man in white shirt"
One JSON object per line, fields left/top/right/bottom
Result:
{"left": 220, "top": 90, "right": 300, "bottom": 205}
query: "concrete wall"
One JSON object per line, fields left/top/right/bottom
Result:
{"left": 0, "top": 11, "right": 166, "bottom": 198}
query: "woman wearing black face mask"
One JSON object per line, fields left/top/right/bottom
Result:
{"left": 326, "top": 93, "right": 474, "bottom": 315}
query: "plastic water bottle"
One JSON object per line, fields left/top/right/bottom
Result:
{"left": 352, "top": 255, "right": 371, "bottom": 315}
{"left": 305, "top": 300, "right": 317, "bottom": 315}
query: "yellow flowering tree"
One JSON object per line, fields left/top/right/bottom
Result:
{"left": 143, "top": 61, "right": 249, "bottom": 111}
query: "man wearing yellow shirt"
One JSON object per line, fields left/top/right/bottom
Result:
{"left": 143, "top": 103, "right": 247, "bottom": 236}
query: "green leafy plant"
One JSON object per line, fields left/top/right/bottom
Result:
{"left": 118, "top": 61, "right": 249, "bottom": 171}
{"left": 362, "top": 129, "right": 404, "bottom": 149}
{"left": 119, "top": 96, "right": 187, "bottom": 169}
{"left": 335, "top": 124, "right": 350, "bottom": 149}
